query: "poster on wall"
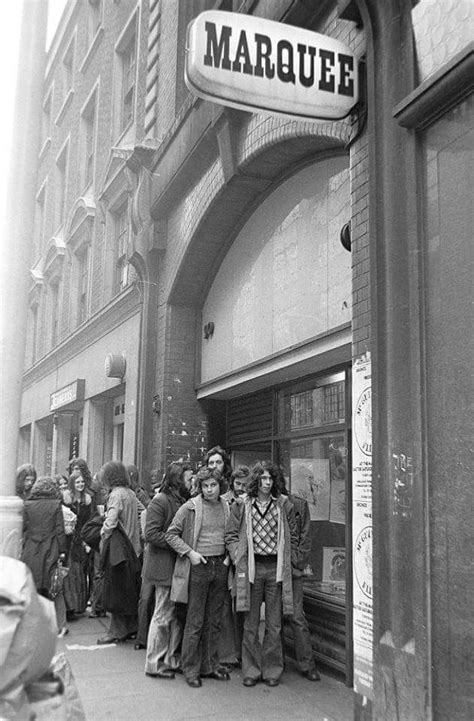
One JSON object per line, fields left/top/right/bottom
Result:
{"left": 329, "top": 479, "right": 346, "bottom": 524}
{"left": 352, "top": 352, "right": 373, "bottom": 700}
{"left": 291, "top": 458, "right": 330, "bottom": 520}
{"left": 322, "top": 546, "right": 346, "bottom": 584}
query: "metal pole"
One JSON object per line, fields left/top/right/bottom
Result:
{"left": 0, "top": 0, "right": 49, "bottom": 557}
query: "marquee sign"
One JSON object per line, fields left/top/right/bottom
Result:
{"left": 185, "top": 11, "right": 359, "bottom": 122}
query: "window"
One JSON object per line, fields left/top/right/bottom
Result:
{"left": 35, "top": 184, "right": 46, "bottom": 257}
{"left": 63, "top": 40, "right": 74, "bottom": 96}
{"left": 87, "top": 0, "right": 102, "bottom": 45}
{"left": 55, "top": 144, "right": 68, "bottom": 229}
{"left": 114, "top": 205, "right": 129, "bottom": 293}
{"left": 116, "top": 16, "right": 137, "bottom": 134}
{"left": 50, "top": 283, "right": 60, "bottom": 347}
{"left": 30, "top": 306, "right": 38, "bottom": 365}
{"left": 112, "top": 395, "right": 125, "bottom": 461}
{"left": 42, "top": 90, "right": 52, "bottom": 145}
{"left": 77, "top": 246, "right": 90, "bottom": 325}
{"left": 144, "top": 1, "right": 161, "bottom": 136}
{"left": 226, "top": 367, "right": 351, "bottom": 677}
{"left": 81, "top": 90, "right": 97, "bottom": 189}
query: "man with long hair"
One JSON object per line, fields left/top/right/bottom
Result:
{"left": 143, "top": 461, "right": 193, "bottom": 679}
{"left": 225, "top": 461, "right": 297, "bottom": 687}
{"left": 203, "top": 445, "right": 232, "bottom": 490}
{"left": 166, "top": 467, "right": 232, "bottom": 688}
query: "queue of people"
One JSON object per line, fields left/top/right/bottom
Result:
{"left": 16, "top": 445, "right": 321, "bottom": 690}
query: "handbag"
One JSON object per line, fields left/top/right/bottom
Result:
{"left": 80, "top": 514, "right": 104, "bottom": 552}
{"left": 49, "top": 559, "right": 69, "bottom": 600}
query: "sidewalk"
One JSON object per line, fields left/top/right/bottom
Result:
{"left": 59, "top": 615, "right": 354, "bottom": 721}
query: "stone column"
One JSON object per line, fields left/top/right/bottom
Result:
{"left": 0, "top": 1, "right": 48, "bottom": 557}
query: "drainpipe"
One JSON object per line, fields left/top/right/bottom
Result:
{"left": 0, "top": 1, "right": 49, "bottom": 557}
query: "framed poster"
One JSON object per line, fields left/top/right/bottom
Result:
{"left": 291, "top": 458, "right": 330, "bottom": 520}
{"left": 322, "top": 546, "right": 346, "bottom": 583}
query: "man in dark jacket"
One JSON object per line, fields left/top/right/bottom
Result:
{"left": 143, "top": 462, "right": 193, "bottom": 679}
{"left": 287, "top": 493, "right": 321, "bottom": 681}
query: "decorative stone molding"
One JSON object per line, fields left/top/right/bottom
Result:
{"left": 66, "top": 196, "right": 96, "bottom": 252}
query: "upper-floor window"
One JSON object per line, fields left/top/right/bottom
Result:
{"left": 63, "top": 39, "right": 75, "bottom": 96}
{"left": 77, "top": 245, "right": 90, "bottom": 325}
{"left": 81, "top": 89, "right": 97, "bottom": 189}
{"left": 87, "top": 0, "right": 102, "bottom": 45}
{"left": 114, "top": 205, "right": 130, "bottom": 294}
{"left": 35, "top": 183, "right": 47, "bottom": 258}
{"left": 116, "top": 14, "right": 137, "bottom": 135}
{"left": 30, "top": 305, "right": 39, "bottom": 366}
{"left": 55, "top": 143, "right": 68, "bottom": 229}
{"left": 42, "top": 90, "right": 52, "bottom": 145}
{"left": 50, "top": 282, "right": 60, "bottom": 347}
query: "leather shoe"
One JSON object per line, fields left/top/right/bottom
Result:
{"left": 186, "top": 678, "right": 202, "bottom": 688}
{"left": 264, "top": 678, "right": 279, "bottom": 687}
{"left": 243, "top": 677, "right": 258, "bottom": 687}
{"left": 201, "top": 669, "right": 230, "bottom": 681}
{"left": 157, "top": 668, "right": 175, "bottom": 679}
{"left": 97, "top": 635, "right": 123, "bottom": 645}
{"left": 134, "top": 643, "right": 146, "bottom": 650}
{"left": 303, "top": 668, "right": 321, "bottom": 681}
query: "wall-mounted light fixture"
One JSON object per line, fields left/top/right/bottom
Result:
{"left": 204, "top": 322, "right": 215, "bottom": 340}
{"left": 105, "top": 352, "right": 126, "bottom": 379}
{"left": 340, "top": 221, "right": 351, "bottom": 252}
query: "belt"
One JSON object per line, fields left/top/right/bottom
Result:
{"left": 202, "top": 553, "right": 226, "bottom": 559}
{"left": 254, "top": 554, "right": 277, "bottom": 563}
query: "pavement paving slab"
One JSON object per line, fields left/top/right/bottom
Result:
{"left": 58, "top": 614, "right": 354, "bottom": 721}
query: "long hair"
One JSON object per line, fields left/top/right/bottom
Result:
{"left": 15, "top": 464, "right": 37, "bottom": 498}
{"left": 100, "top": 461, "right": 130, "bottom": 489}
{"left": 194, "top": 467, "right": 225, "bottom": 495}
{"left": 203, "top": 445, "right": 232, "bottom": 480}
{"left": 30, "top": 476, "right": 61, "bottom": 500}
{"left": 66, "top": 473, "right": 92, "bottom": 505}
{"left": 246, "top": 461, "right": 284, "bottom": 498}
{"left": 160, "top": 461, "right": 193, "bottom": 499}
{"left": 230, "top": 465, "right": 250, "bottom": 492}
{"left": 70, "top": 458, "right": 92, "bottom": 489}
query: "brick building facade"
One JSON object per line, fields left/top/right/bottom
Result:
{"left": 17, "top": 1, "right": 472, "bottom": 719}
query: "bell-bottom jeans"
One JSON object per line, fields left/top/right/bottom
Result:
{"left": 288, "top": 575, "right": 315, "bottom": 672}
{"left": 145, "top": 584, "right": 181, "bottom": 674}
{"left": 242, "top": 559, "right": 283, "bottom": 681}
{"left": 181, "top": 556, "right": 228, "bottom": 681}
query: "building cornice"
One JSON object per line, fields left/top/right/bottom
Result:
{"left": 22, "top": 285, "right": 142, "bottom": 390}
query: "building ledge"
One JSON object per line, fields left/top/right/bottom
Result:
{"left": 393, "top": 43, "right": 473, "bottom": 130}
{"left": 79, "top": 26, "right": 104, "bottom": 74}
{"left": 22, "top": 285, "right": 142, "bottom": 389}
{"left": 54, "top": 88, "right": 74, "bottom": 126}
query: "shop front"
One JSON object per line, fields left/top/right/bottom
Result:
{"left": 196, "top": 155, "right": 353, "bottom": 680}
{"left": 18, "top": 303, "right": 141, "bottom": 477}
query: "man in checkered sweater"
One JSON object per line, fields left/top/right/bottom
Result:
{"left": 225, "top": 461, "right": 297, "bottom": 687}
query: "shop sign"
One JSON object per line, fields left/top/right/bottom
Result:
{"left": 50, "top": 379, "right": 85, "bottom": 412}
{"left": 185, "top": 11, "right": 359, "bottom": 122}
